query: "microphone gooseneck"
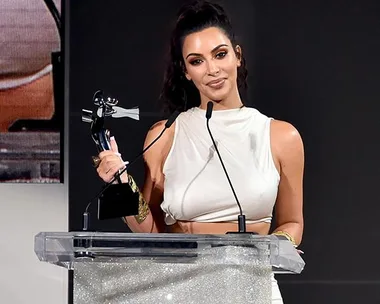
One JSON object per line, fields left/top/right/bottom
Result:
{"left": 82, "top": 109, "right": 181, "bottom": 231}
{"left": 205, "top": 101, "right": 247, "bottom": 233}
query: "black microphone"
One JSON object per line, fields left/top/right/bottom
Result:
{"left": 82, "top": 109, "right": 181, "bottom": 231}
{"left": 205, "top": 101, "right": 247, "bottom": 233}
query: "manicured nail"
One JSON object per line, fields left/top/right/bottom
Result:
{"left": 110, "top": 136, "right": 115, "bottom": 141}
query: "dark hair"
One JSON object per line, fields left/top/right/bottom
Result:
{"left": 160, "top": 0, "right": 248, "bottom": 114}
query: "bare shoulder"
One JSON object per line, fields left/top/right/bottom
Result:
{"left": 270, "top": 119, "right": 304, "bottom": 166}
{"left": 270, "top": 119, "right": 302, "bottom": 143}
{"left": 143, "top": 119, "right": 175, "bottom": 165}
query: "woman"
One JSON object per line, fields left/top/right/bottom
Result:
{"left": 97, "top": 1, "right": 304, "bottom": 302}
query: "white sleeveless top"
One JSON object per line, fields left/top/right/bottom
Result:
{"left": 161, "top": 106, "right": 280, "bottom": 225}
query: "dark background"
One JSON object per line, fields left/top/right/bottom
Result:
{"left": 67, "top": 0, "right": 380, "bottom": 303}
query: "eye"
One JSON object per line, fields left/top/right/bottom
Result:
{"left": 215, "top": 51, "right": 227, "bottom": 59}
{"left": 189, "top": 58, "right": 202, "bottom": 66}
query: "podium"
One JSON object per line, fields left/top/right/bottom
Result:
{"left": 34, "top": 232, "right": 305, "bottom": 304}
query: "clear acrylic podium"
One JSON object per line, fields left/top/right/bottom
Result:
{"left": 34, "top": 232, "right": 305, "bottom": 304}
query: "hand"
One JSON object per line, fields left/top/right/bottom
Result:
{"left": 97, "top": 136, "right": 128, "bottom": 183}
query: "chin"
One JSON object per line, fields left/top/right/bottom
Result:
{"left": 207, "top": 93, "right": 229, "bottom": 103}
{"left": 203, "top": 91, "right": 225, "bottom": 101}
{"left": 205, "top": 85, "right": 232, "bottom": 102}
{"left": 209, "top": 98, "right": 223, "bottom": 103}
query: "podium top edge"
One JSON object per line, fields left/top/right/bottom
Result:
{"left": 35, "top": 231, "right": 275, "bottom": 242}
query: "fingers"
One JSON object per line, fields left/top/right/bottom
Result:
{"left": 99, "top": 150, "right": 119, "bottom": 159}
{"left": 97, "top": 161, "right": 126, "bottom": 183}
{"left": 97, "top": 152, "right": 125, "bottom": 183}
{"left": 110, "top": 136, "right": 119, "bottom": 153}
{"left": 96, "top": 137, "right": 128, "bottom": 183}
{"left": 97, "top": 160, "right": 126, "bottom": 183}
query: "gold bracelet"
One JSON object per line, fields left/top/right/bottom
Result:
{"left": 272, "top": 231, "right": 297, "bottom": 247}
{"left": 127, "top": 174, "right": 150, "bottom": 224}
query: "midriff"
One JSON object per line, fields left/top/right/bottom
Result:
{"left": 169, "top": 220, "right": 271, "bottom": 235}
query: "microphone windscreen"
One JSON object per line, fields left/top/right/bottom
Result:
{"left": 206, "top": 101, "right": 213, "bottom": 119}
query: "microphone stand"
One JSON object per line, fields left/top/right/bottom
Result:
{"left": 205, "top": 101, "right": 250, "bottom": 234}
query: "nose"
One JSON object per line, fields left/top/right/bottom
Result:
{"left": 206, "top": 59, "right": 220, "bottom": 76}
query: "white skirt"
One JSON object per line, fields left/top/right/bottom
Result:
{"left": 272, "top": 274, "right": 284, "bottom": 303}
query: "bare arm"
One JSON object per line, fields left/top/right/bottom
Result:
{"left": 271, "top": 120, "right": 305, "bottom": 246}
{"left": 123, "top": 120, "right": 173, "bottom": 233}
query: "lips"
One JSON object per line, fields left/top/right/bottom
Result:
{"left": 207, "top": 78, "right": 226, "bottom": 88}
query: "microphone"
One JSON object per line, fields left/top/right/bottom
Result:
{"left": 205, "top": 101, "right": 247, "bottom": 233}
{"left": 82, "top": 109, "right": 181, "bottom": 231}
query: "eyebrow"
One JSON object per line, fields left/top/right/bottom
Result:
{"left": 185, "top": 44, "right": 229, "bottom": 59}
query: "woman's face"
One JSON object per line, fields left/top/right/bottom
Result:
{"left": 182, "top": 27, "right": 241, "bottom": 104}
